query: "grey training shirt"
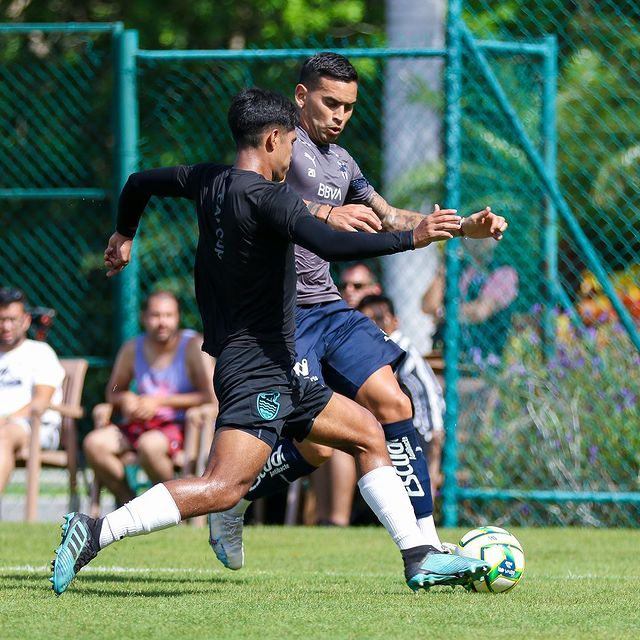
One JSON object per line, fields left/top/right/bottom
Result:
{"left": 286, "top": 125, "right": 375, "bottom": 305}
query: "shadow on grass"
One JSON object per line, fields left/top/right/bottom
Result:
{"left": 0, "top": 571, "right": 244, "bottom": 597}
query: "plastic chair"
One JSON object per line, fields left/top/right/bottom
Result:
{"left": 88, "top": 403, "right": 216, "bottom": 525}
{"left": 16, "top": 358, "right": 88, "bottom": 522}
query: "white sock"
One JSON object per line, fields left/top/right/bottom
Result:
{"left": 417, "top": 515, "right": 442, "bottom": 548}
{"left": 357, "top": 466, "right": 426, "bottom": 550}
{"left": 99, "top": 483, "right": 182, "bottom": 549}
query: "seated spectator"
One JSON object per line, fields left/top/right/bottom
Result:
{"left": 422, "top": 238, "right": 519, "bottom": 363}
{"left": 358, "top": 294, "right": 445, "bottom": 496}
{"left": 311, "top": 263, "right": 382, "bottom": 525}
{"left": 338, "top": 263, "right": 382, "bottom": 308}
{"left": 0, "top": 287, "right": 65, "bottom": 497}
{"left": 314, "top": 264, "right": 445, "bottom": 525}
{"left": 83, "top": 290, "right": 214, "bottom": 505}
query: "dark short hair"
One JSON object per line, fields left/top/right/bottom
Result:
{"left": 0, "top": 287, "right": 28, "bottom": 307}
{"left": 299, "top": 52, "right": 358, "bottom": 89}
{"left": 228, "top": 87, "right": 298, "bottom": 149}
{"left": 358, "top": 293, "right": 396, "bottom": 317}
{"left": 142, "top": 290, "right": 180, "bottom": 312}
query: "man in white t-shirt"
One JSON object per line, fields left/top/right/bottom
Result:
{"left": 0, "top": 287, "right": 65, "bottom": 495}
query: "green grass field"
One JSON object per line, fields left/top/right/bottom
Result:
{"left": 1, "top": 523, "right": 638, "bottom": 640}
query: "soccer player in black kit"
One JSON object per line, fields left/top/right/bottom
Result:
{"left": 50, "top": 88, "right": 489, "bottom": 595}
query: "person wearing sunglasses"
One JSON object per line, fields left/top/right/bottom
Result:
{"left": 338, "top": 263, "right": 382, "bottom": 309}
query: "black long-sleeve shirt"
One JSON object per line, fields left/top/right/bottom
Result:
{"left": 117, "top": 164, "right": 414, "bottom": 360}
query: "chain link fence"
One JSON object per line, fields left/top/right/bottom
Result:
{"left": 1, "top": 4, "right": 638, "bottom": 526}
{"left": 0, "top": 26, "right": 115, "bottom": 357}
{"left": 134, "top": 51, "right": 432, "bottom": 329}
{"left": 453, "top": 1, "right": 640, "bottom": 526}
{"left": 0, "top": 25, "right": 119, "bottom": 432}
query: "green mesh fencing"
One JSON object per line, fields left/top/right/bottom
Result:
{"left": 134, "top": 51, "right": 443, "bottom": 331}
{"left": 2, "top": 10, "right": 638, "bottom": 527}
{"left": 451, "top": 2, "right": 640, "bottom": 526}
{"left": 0, "top": 25, "right": 120, "bottom": 437}
{"left": 0, "top": 25, "right": 117, "bottom": 358}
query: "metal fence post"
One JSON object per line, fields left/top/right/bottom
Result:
{"left": 442, "top": 0, "right": 463, "bottom": 528}
{"left": 542, "top": 35, "right": 558, "bottom": 358}
{"left": 112, "top": 28, "right": 139, "bottom": 348}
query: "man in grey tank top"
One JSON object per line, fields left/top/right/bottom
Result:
{"left": 84, "top": 291, "right": 214, "bottom": 506}
{"left": 209, "top": 53, "right": 507, "bottom": 571}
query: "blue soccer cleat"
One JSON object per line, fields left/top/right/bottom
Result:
{"left": 405, "top": 546, "right": 490, "bottom": 592}
{"left": 50, "top": 512, "right": 101, "bottom": 595}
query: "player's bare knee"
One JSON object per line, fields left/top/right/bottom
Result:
{"left": 375, "top": 388, "right": 412, "bottom": 422}
{"left": 298, "top": 441, "right": 333, "bottom": 466}
{"left": 350, "top": 413, "right": 385, "bottom": 456}
{"left": 311, "top": 444, "right": 334, "bottom": 466}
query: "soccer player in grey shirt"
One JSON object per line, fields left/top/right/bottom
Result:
{"left": 209, "top": 53, "right": 507, "bottom": 572}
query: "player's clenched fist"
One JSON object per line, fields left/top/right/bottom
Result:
{"left": 104, "top": 231, "right": 133, "bottom": 277}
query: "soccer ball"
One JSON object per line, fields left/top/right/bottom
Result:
{"left": 455, "top": 526, "right": 525, "bottom": 593}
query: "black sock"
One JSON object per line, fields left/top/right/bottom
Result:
{"left": 383, "top": 419, "right": 434, "bottom": 518}
{"left": 401, "top": 544, "right": 440, "bottom": 579}
{"left": 246, "top": 439, "right": 317, "bottom": 501}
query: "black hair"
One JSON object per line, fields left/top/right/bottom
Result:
{"left": 358, "top": 293, "right": 396, "bottom": 317}
{"left": 0, "top": 287, "right": 28, "bottom": 307}
{"left": 142, "top": 290, "right": 179, "bottom": 312}
{"left": 299, "top": 52, "right": 358, "bottom": 89}
{"left": 228, "top": 87, "right": 299, "bottom": 149}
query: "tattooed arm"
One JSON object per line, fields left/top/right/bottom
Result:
{"left": 365, "top": 191, "right": 436, "bottom": 232}
{"left": 366, "top": 191, "right": 508, "bottom": 240}
{"left": 303, "top": 199, "right": 382, "bottom": 232}
{"left": 304, "top": 200, "right": 333, "bottom": 222}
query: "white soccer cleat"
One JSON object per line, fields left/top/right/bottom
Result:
{"left": 208, "top": 511, "right": 245, "bottom": 570}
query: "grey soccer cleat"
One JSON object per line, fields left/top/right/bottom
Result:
{"left": 208, "top": 510, "right": 245, "bottom": 570}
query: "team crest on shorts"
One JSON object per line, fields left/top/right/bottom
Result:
{"left": 256, "top": 391, "right": 281, "bottom": 420}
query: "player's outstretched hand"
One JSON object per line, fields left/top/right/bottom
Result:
{"left": 461, "top": 206, "right": 508, "bottom": 240}
{"left": 104, "top": 231, "right": 133, "bottom": 277}
{"left": 412, "top": 204, "right": 462, "bottom": 248}
{"left": 327, "top": 204, "right": 382, "bottom": 233}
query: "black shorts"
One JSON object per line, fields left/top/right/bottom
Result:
{"left": 214, "top": 343, "right": 333, "bottom": 449}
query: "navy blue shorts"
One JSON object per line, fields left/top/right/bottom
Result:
{"left": 214, "top": 343, "right": 333, "bottom": 449}
{"left": 294, "top": 300, "right": 405, "bottom": 399}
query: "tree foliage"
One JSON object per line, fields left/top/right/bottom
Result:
{"left": 0, "top": 0, "right": 385, "bottom": 48}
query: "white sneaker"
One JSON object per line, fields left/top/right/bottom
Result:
{"left": 208, "top": 511, "right": 245, "bottom": 570}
